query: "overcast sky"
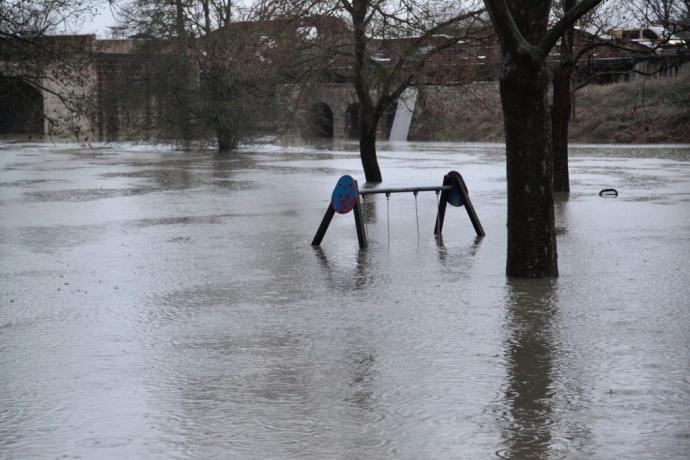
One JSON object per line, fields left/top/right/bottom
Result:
{"left": 68, "top": 0, "right": 119, "bottom": 37}
{"left": 92, "top": 2, "right": 119, "bottom": 36}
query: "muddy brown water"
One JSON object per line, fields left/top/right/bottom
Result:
{"left": 1, "top": 141, "right": 689, "bottom": 459}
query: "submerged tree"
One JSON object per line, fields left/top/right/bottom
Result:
{"left": 115, "top": 0, "right": 282, "bottom": 150}
{"left": 551, "top": 0, "right": 578, "bottom": 193}
{"left": 551, "top": 0, "right": 689, "bottom": 192}
{"left": 271, "top": 0, "right": 484, "bottom": 182}
{"left": 551, "top": 0, "right": 614, "bottom": 192}
{"left": 342, "top": 0, "right": 484, "bottom": 182}
{"left": 482, "top": 0, "right": 604, "bottom": 278}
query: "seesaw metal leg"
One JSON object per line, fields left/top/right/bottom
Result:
{"left": 435, "top": 172, "right": 485, "bottom": 238}
{"left": 455, "top": 175, "right": 485, "bottom": 237}
{"left": 353, "top": 198, "right": 368, "bottom": 248}
{"left": 311, "top": 197, "right": 368, "bottom": 249}
{"left": 434, "top": 175, "right": 450, "bottom": 237}
{"left": 311, "top": 205, "right": 335, "bottom": 247}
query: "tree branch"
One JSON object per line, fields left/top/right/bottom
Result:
{"left": 573, "top": 65, "right": 677, "bottom": 91}
{"left": 573, "top": 39, "right": 656, "bottom": 64}
{"left": 376, "top": 35, "right": 470, "bottom": 121}
{"left": 538, "top": 0, "right": 604, "bottom": 59}
{"left": 483, "top": 0, "right": 532, "bottom": 57}
{"left": 383, "top": 8, "right": 483, "bottom": 86}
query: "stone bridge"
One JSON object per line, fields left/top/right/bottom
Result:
{"left": 2, "top": 33, "right": 686, "bottom": 143}
{"left": 281, "top": 83, "right": 399, "bottom": 140}
{"left": 0, "top": 35, "right": 97, "bottom": 140}
{"left": 1, "top": 33, "right": 400, "bottom": 142}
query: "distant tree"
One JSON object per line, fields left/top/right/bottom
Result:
{"left": 550, "top": 0, "right": 618, "bottom": 193}
{"left": 115, "top": 0, "right": 283, "bottom": 150}
{"left": 551, "top": 0, "right": 689, "bottom": 193}
{"left": 344, "top": 0, "right": 484, "bottom": 182}
{"left": 342, "top": 1, "right": 487, "bottom": 182}
{"left": 628, "top": 0, "right": 690, "bottom": 37}
{"left": 551, "top": 0, "right": 578, "bottom": 193}
{"left": 270, "top": 0, "right": 484, "bottom": 182}
{"left": 482, "top": 0, "right": 604, "bottom": 278}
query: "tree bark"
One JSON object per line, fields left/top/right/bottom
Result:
{"left": 501, "top": 60, "right": 558, "bottom": 277}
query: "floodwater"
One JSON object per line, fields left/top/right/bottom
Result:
{"left": 1, "top": 140, "right": 689, "bottom": 459}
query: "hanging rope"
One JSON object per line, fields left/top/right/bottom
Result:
{"left": 413, "top": 191, "right": 420, "bottom": 239}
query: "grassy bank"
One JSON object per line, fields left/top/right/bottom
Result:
{"left": 411, "top": 70, "right": 690, "bottom": 144}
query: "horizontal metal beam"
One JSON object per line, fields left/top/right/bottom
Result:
{"left": 359, "top": 185, "right": 452, "bottom": 196}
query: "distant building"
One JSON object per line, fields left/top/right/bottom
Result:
{"left": 611, "top": 26, "right": 687, "bottom": 56}
{"left": 108, "top": 26, "right": 129, "bottom": 39}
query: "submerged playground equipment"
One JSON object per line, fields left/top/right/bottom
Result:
{"left": 312, "top": 171, "right": 484, "bottom": 248}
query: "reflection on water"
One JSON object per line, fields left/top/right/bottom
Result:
{"left": 499, "top": 280, "right": 557, "bottom": 459}
{"left": 314, "top": 247, "right": 373, "bottom": 291}
{"left": 345, "top": 350, "right": 376, "bottom": 411}
{"left": 436, "top": 235, "right": 483, "bottom": 265}
{"left": 1, "top": 141, "right": 689, "bottom": 459}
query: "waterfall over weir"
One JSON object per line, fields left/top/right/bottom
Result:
{"left": 388, "top": 88, "right": 417, "bottom": 141}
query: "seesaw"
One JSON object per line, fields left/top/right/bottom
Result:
{"left": 312, "top": 170, "right": 484, "bottom": 248}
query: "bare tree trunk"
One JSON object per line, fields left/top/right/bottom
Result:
{"left": 551, "top": 63, "right": 572, "bottom": 193}
{"left": 551, "top": 0, "right": 575, "bottom": 193}
{"left": 217, "top": 125, "right": 237, "bottom": 151}
{"left": 175, "top": 0, "right": 186, "bottom": 40}
{"left": 501, "top": 61, "right": 558, "bottom": 277}
{"left": 359, "top": 121, "right": 382, "bottom": 183}
{"left": 483, "top": 0, "right": 603, "bottom": 277}
{"left": 174, "top": 0, "right": 193, "bottom": 143}
{"left": 351, "top": 0, "right": 383, "bottom": 183}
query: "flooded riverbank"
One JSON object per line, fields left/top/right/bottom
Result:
{"left": 1, "top": 140, "right": 689, "bottom": 459}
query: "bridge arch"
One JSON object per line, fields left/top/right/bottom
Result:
{"left": 304, "top": 102, "right": 334, "bottom": 138}
{"left": 0, "top": 76, "right": 44, "bottom": 136}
